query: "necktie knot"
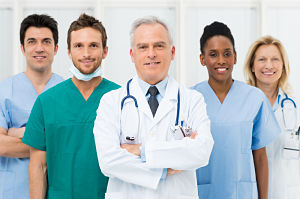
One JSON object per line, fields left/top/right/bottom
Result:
{"left": 148, "top": 86, "right": 159, "bottom": 96}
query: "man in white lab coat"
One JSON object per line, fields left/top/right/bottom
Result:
{"left": 93, "top": 16, "right": 214, "bottom": 199}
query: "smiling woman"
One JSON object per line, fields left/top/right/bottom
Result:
{"left": 244, "top": 35, "right": 300, "bottom": 199}
{"left": 192, "top": 21, "right": 281, "bottom": 199}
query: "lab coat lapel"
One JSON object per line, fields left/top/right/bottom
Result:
{"left": 153, "top": 77, "right": 178, "bottom": 126}
{"left": 130, "top": 76, "right": 153, "bottom": 120}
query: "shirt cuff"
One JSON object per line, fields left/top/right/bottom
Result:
{"left": 140, "top": 144, "right": 146, "bottom": 162}
{"left": 160, "top": 168, "right": 167, "bottom": 180}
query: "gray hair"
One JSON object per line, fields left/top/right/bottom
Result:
{"left": 130, "top": 16, "right": 173, "bottom": 48}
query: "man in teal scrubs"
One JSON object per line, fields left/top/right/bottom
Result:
{"left": 22, "top": 13, "right": 119, "bottom": 199}
{"left": 0, "top": 14, "right": 63, "bottom": 199}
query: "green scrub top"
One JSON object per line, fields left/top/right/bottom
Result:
{"left": 22, "top": 78, "right": 120, "bottom": 199}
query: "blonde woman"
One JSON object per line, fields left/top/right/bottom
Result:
{"left": 244, "top": 35, "right": 300, "bottom": 199}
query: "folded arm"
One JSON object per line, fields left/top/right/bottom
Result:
{"left": 144, "top": 93, "right": 214, "bottom": 170}
{"left": 0, "top": 127, "right": 29, "bottom": 158}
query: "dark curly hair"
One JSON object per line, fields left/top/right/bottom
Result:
{"left": 200, "top": 21, "right": 235, "bottom": 54}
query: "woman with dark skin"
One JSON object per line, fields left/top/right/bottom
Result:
{"left": 192, "top": 22, "right": 280, "bottom": 199}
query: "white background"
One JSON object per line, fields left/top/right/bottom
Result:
{"left": 0, "top": 0, "right": 299, "bottom": 102}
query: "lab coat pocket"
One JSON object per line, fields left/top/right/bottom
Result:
{"left": 237, "top": 181, "right": 258, "bottom": 199}
{"left": 197, "top": 184, "right": 211, "bottom": 199}
{"left": 0, "top": 170, "right": 15, "bottom": 199}
{"left": 105, "top": 192, "right": 124, "bottom": 199}
{"left": 287, "top": 184, "right": 300, "bottom": 199}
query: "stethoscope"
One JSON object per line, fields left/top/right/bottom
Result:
{"left": 278, "top": 93, "right": 299, "bottom": 134}
{"left": 120, "top": 78, "right": 180, "bottom": 142}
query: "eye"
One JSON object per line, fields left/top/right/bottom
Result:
{"left": 74, "top": 43, "right": 82, "bottom": 48}
{"left": 27, "top": 40, "right": 35, "bottom": 44}
{"left": 155, "top": 43, "right": 165, "bottom": 49}
{"left": 224, "top": 52, "right": 232, "bottom": 57}
{"left": 209, "top": 53, "right": 217, "bottom": 57}
{"left": 138, "top": 45, "right": 147, "bottom": 50}
{"left": 272, "top": 57, "right": 280, "bottom": 61}
{"left": 90, "top": 43, "right": 99, "bottom": 48}
{"left": 258, "top": 58, "right": 265, "bottom": 62}
{"left": 44, "top": 40, "right": 52, "bottom": 44}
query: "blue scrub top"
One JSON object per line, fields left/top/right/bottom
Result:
{"left": 0, "top": 73, "right": 63, "bottom": 199}
{"left": 192, "top": 80, "right": 281, "bottom": 199}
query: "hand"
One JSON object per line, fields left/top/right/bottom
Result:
{"left": 189, "top": 131, "right": 198, "bottom": 139}
{"left": 8, "top": 127, "right": 25, "bottom": 138}
{"left": 167, "top": 168, "right": 183, "bottom": 176}
{"left": 120, "top": 144, "right": 141, "bottom": 156}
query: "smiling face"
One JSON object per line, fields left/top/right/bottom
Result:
{"left": 252, "top": 44, "right": 283, "bottom": 88}
{"left": 200, "top": 35, "right": 236, "bottom": 84}
{"left": 68, "top": 27, "right": 107, "bottom": 75}
{"left": 130, "top": 23, "right": 175, "bottom": 85}
{"left": 21, "top": 27, "right": 58, "bottom": 73}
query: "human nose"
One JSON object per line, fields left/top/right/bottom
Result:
{"left": 217, "top": 55, "right": 225, "bottom": 65}
{"left": 35, "top": 42, "right": 44, "bottom": 53}
{"left": 147, "top": 47, "right": 156, "bottom": 59}
{"left": 265, "top": 59, "right": 273, "bottom": 69}
{"left": 82, "top": 47, "right": 90, "bottom": 57}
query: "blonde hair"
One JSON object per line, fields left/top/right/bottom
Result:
{"left": 244, "top": 35, "right": 291, "bottom": 93}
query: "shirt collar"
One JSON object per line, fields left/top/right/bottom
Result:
{"left": 137, "top": 76, "right": 169, "bottom": 97}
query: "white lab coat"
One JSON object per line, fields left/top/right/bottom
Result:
{"left": 93, "top": 76, "right": 214, "bottom": 199}
{"left": 267, "top": 89, "right": 300, "bottom": 199}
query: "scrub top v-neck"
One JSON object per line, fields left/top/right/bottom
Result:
{"left": 23, "top": 78, "right": 120, "bottom": 199}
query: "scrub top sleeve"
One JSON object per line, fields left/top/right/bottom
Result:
{"left": 22, "top": 97, "right": 46, "bottom": 151}
{"left": 0, "top": 101, "right": 9, "bottom": 130}
{"left": 252, "top": 95, "right": 281, "bottom": 150}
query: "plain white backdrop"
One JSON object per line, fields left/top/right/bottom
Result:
{"left": 0, "top": 0, "right": 299, "bottom": 102}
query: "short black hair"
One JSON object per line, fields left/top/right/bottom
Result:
{"left": 20, "top": 14, "right": 58, "bottom": 47}
{"left": 200, "top": 21, "right": 235, "bottom": 54}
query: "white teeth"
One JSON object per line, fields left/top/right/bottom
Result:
{"left": 216, "top": 68, "right": 226, "bottom": 72}
{"left": 145, "top": 62, "right": 159, "bottom": 65}
{"left": 263, "top": 72, "right": 274, "bottom": 75}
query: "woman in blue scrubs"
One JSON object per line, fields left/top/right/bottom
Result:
{"left": 192, "top": 22, "right": 281, "bottom": 199}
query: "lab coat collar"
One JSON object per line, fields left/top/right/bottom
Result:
{"left": 130, "top": 76, "right": 154, "bottom": 120}
{"left": 153, "top": 76, "right": 179, "bottom": 126}
{"left": 273, "top": 88, "right": 284, "bottom": 112}
{"left": 129, "top": 75, "right": 179, "bottom": 126}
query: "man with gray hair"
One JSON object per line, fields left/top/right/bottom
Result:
{"left": 93, "top": 16, "right": 214, "bottom": 199}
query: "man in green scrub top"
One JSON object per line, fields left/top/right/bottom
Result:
{"left": 22, "top": 13, "right": 120, "bottom": 199}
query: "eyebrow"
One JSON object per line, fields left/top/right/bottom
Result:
{"left": 136, "top": 41, "right": 167, "bottom": 47}
{"left": 26, "top": 37, "right": 53, "bottom": 42}
{"left": 208, "top": 48, "right": 233, "bottom": 51}
{"left": 154, "top": 41, "right": 167, "bottom": 45}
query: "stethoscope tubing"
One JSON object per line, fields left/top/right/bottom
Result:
{"left": 121, "top": 79, "right": 180, "bottom": 125}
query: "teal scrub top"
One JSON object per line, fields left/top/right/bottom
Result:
{"left": 22, "top": 78, "right": 120, "bottom": 199}
{"left": 192, "top": 80, "right": 281, "bottom": 199}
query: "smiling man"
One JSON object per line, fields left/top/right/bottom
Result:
{"left": 22, "top": 14, "right": 119, "bottom": 199}
{"left": 0, "top": 14, "right": 63, "bottom": 199}
{"left": 93, "top": 16, "right": 214, "bottom": 199}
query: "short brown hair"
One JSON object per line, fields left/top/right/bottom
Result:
{"left": 67, "top": 13, "right": 107, "bottom": 50}
{"left": 244, "top": 35, "right": 291, "bottom": 93}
